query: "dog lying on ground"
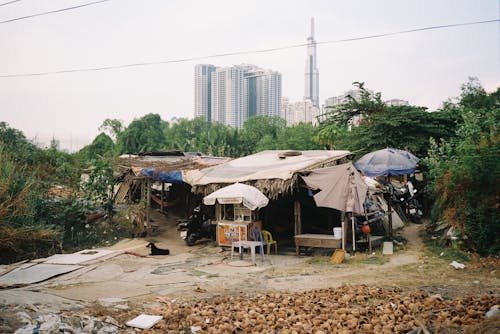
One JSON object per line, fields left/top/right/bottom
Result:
{"left": 146, "top": 242, "right": 170, "bottom": 255}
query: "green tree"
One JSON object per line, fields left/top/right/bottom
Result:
{"left": 318, "top": 82, "right": 459, "bottom": 157}
{"left": 239, "top": 116, "right": 286, "bottom": 155}
{"left": 79, "top": 133, "right": 115, "bottom": 164}
{"left": 98, "top": 118, "right": 124, "bottom": 142}
{"left": 275, "top": 123, "right": 322, "bottom": 150}
{"left": 117, "top": 114, "right": 168, "bottom": 154}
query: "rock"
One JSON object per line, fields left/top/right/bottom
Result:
{"left": 58, "top": 322, "right": 76, "bottom": 333}
{"left": 97, "top": 325, "right": 118, "bottom": 334}
{"left": 485, "top": 305, "right": 500, "bottom": 319}
{"left": 38, "top": 314, "right": 61, "bottom": 334}
{"left": 81, "top": 318, "right": 95, "bottom": 332}
{"left": 14, "top": 324, "right": 38, "bottom": 334}
{"left": 0, "top": 324, "right": 13, "bottom": 333}
{"left": 113, "top": 304, "right": 129, "bottom": 310}
{"left": 103, "top": 316, "right": 119, "bottom": 327}
{"left": 16, "top": 312, "right": 32, "bottom": 325}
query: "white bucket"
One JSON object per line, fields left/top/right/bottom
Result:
{"left": 333, "top": 227, "right": 342, "bottom": 239}
{"left": 383, "top": 241, "right": 393, "bottom": 255}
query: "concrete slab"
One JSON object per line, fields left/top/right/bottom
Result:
{"left": 43, "top": 249, "right": 117, "bottom": 265}
{"left": 46, "top": 281, "right": 152, "bottom": 302}
{"left": 0, "top": 263, "right": 82, "bottom": 287}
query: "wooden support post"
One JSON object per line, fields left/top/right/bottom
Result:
{"left": 146, "top": 179, "right": 151, "bottom": 231}
{"left": 351, "top": 213, "right": 356, "bottom": 252}
{"left": 160, "top": 182, "right": 165, "bottom": 214}
{"left": 294, "top": 200, "right": 301, "bottom": 236}
{"left": 387, "top": 175, "right": 393, "bottom": 239}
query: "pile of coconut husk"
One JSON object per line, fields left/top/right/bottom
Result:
{"left": 141, "top": 285, "right": 498, "bottom": 333}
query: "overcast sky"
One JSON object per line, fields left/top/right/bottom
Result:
{"left": 0, "top": 0, "right": 498, "bottom": 151}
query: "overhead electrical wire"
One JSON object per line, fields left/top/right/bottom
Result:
{"left": 0, "top": 0, "right": 21, "bottom": 7}
{"left": 0, "top": 0, "right": 111, "bottom": 24}
{"left": 0, "top": 18, "right": 498, "bottom": 78}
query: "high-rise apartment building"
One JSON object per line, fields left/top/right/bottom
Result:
{"left": 244, "top": 68, "right": 282, "bottom": 119}
{"left": 196, "top": 64, "right": 281, "bottom": 129}
{"left": 304, "top": 17, "right": 319, "bottom": 108}
{"left": 211, "top": 66, "right": 245, "bottom": 128}
{"left": 194, "top": 64, "right": 216, "bottom": 121}
{"left": 281, "top": 97, "right": 320, "bottom": 126}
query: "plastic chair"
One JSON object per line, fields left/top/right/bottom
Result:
{"left": 262, "top": 230, "right": 278, "bottom": 254}
{"left": 252, "top": 229, "right": 266, "bottom": 257}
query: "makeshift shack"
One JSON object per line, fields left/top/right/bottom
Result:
{"left": 115, "top": 151, "right": 231, "bottom": 235}
{"left": 202, "top": 183, "right": 269, "bottom": 246}
{"left": 184, "top": 150, "right": 354, "bottom": 250}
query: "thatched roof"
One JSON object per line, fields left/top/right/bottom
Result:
{"left": 184, "top": 150, "right": 353, "bottom": 199}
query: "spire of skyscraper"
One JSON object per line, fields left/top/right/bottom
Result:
{"left": 304, "top": 17, "right": 319, "bottom": 107}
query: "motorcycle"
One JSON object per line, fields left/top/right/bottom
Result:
{"left": 391, "top": 181, "right": 423, "bottom": 223}
{"left": 177, "top": 206, "right": 214, "bottom": 246}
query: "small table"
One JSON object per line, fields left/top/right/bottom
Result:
{"left": 231, "top": 241, "right": 264, "bottom": 265}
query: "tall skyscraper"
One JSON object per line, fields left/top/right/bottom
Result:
{"left": 304, "top": 17, "right": 319, "bottom": 108}
{"left": 194, "top": 64, "right": 216, "bottom": 121}
{"left": 201, "top": 64, "right": 281, "bottom": 129}
{"left": 244, "top": 68, "right": 282, "bottom": 119}
{"left": 211, "top": 66, "right": 245, "bottom": 128}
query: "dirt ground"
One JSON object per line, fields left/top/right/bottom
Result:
{"left": 0, "top": 210, "right": 499, "bottom": 333}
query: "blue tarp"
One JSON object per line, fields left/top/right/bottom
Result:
{"left": 139, "top": 169, "right": 183, "bottom": 183}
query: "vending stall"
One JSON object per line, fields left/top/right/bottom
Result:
{"left": 202, "top": 183, "right": 269, "bottom": 247}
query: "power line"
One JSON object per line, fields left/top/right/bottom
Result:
{"left": 0, "top": 0, "right": 21, "bottom": 7}
{"left": 0, "top": 0, "right": 111, "bottom": 24}
{"left": 0, "top": 18, "right": 498, "bottom": 78}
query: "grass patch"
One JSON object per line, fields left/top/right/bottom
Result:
{"left": 426, "top": 243, "right": 471, "bottom": 262}
{"left": 345, "top": 252, "right": 389, "bottom": 265}
{"left": 306, "top": 254, "right": 331, "bottom": 264}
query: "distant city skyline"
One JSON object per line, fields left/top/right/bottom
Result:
{"left": 0, "top": 1, "right": 497, "bottom": 151}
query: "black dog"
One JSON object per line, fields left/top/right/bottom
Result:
{"left": 146, "top": 242, "right": 170, "bottom": 255}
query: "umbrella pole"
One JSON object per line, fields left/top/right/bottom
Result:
{"left": 351, "top": 213, "right": 356, "bottom": 252}
{"left": 388, "top": 175, "right": 393, "bottom": 239}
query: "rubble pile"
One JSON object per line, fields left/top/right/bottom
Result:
{"left": 150, "top": 285, "right": 499, "bottom": 333}
{"left": 13, "top": 312, "right": 120, "bottom": 334}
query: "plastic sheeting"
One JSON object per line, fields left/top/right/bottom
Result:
{"left": 139, "top": 169, "right": 183, "bottom": 183}
{"left": 301, "top": 163, "right": 367, "bottom": 214}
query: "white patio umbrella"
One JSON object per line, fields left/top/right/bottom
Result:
{"left": 203, "top": 183, "right": 269, "bottom": 210}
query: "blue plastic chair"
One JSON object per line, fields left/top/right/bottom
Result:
{"left": 252, "top": 229, "right": 266, "bottom": 257}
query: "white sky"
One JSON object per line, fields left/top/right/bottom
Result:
{"left": 0, "top": 0, "right": 498, "bottom": 151}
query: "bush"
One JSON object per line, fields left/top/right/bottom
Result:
{"left": 426, "top": 80, "right": 499, "bottom": 256}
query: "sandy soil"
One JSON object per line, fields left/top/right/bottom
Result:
{"left": 0, "top": 210, "right": 498, "bottom": 332}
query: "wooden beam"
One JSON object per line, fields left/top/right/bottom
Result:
{"left": 294, "top": 200, "right": 301, "bottom": 236}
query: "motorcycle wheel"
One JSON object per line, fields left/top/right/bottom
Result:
{"left": 186, "top": 233, "right": 198, "bottom": 246}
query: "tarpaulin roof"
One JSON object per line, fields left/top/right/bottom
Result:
{"left": 119, "top": 153, "right": 231, "bottom": 183}
{"left": 301, "top": 163, "right": 368, "bottom": 214}
{"left": 184, "top": 150, "right": 353, "bottom": 198}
